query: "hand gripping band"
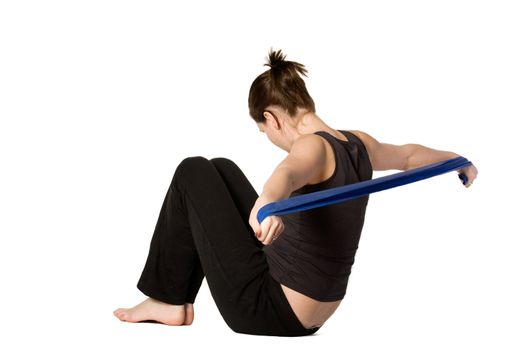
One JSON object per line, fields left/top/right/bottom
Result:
{"left": 257, "top": 156, "right": 472, "bottom": 224}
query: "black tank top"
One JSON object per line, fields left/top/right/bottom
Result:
{"left": 262, "top": 130, "right": 373, "bottom": 302}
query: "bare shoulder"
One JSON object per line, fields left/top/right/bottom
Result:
{"left": 282, "top": 133, "right": 331, "bottom": 188}
{"left": 286, "top": 133, "right": 328, "bottom": 171}
{"left": 344, "top": 129, "right": 410, "bottom": 171}
{"left": 291, "top": 133, "right": 327, "bottom": 153}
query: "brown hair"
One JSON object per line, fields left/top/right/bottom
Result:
{"left": 248, "top": 48, "right": 316, "bottom": 123}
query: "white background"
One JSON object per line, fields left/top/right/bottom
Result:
{"left": 1, "top": 0, "right": 523, "bottom": 349}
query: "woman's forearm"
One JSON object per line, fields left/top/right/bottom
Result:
{"left": 260, "top": 167, "right": 294, "bottom": 202}
{"left": 406, "top": 144, "right": 460, "bottom": 170}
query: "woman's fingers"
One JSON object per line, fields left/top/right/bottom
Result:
{"left": 260, "top": 217, "right": 274, "bottom": 245}
{"left": 260, "top": 217, "right": 284, "bottom": 245}
{"left": 257, "top": 217, "right": 270, "bottom": 242}
{"left": 464, "top": 164, "right": 478, "bottom": 188}
{"left": 458, "top": 164, "right": 478, "bottom": 188}
{"left": 263, "top": 220, "right": 279, "bottom": 245}
{"left": 257, "top": 216, "right": 283, "bottom": 245}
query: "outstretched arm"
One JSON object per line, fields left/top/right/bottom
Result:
{"left": 352, "top": 130, "right": 477, "bottom": 187}
{"left": 404, "top": 144, "right": 460, "bottom": 170}
{"left": 351, "top": 130, "right": 460, "bottom": 171}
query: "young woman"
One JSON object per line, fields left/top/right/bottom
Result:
{"left": 114, "top": 49, "right": 478, "bottom": 336}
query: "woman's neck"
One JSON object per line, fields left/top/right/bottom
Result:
{"left": 291, "top": 111, "right": 331, "bottom": 140}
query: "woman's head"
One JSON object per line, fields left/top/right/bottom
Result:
{"left": 248, "top": 48, "right": 316, "bottom": 124}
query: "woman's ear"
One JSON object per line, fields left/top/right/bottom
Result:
{"left": 262, "top": 110, "right": 272, "bottom": 122}
{"left": 263, "top": 110, "right": 281, "bottom": 130}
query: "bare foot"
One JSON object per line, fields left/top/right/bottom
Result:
{"left": 113, "top": 298, "right": 194, "bottom": 326}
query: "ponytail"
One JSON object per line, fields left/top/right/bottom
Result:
{"left": 248, "top": 48, "right": 316, "bottom": 123}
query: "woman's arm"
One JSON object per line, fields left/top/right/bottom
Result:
{"left": 260, "top": 134, "right": 327, "bottom": 202}
{"left": 248, "top": 134, "right": 327, "bottom": 244}
{"left": 404, "top": 144, "right": 460, "bottom": 171}
{"left": 352, "top": 130, "right": 460, "bottom": 171}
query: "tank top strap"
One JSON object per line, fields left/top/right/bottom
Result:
{"left": 338, "top": 130, "right": 373, "bottom": 181}
{"left": 338, "top": 130, "right": 364, "bottom": 149}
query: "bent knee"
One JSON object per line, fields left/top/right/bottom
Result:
{"left": 210, "top": 157, "right": 243, "bottom": 177}
{"left": 173, "top": 156, "right": 210, "bottom": 186}
{"left": 210, "top": 157, "right": 235, "bottom": 168}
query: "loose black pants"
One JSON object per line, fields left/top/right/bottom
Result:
{"left": 137, "top": 156, "right": 321, "bottom": 336}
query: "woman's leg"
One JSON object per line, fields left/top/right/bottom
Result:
{"left": 171, "top": 157, "right": 269, "bottom": 306}
{"left": 117, "top": 156, "right": 267, "bottom": 327}
{"left": 116, "top": 156, "right": 316, "bottom": 336}
{"left": 114, "top": 158, "right": 201, "bottom": 325}
{"left": 172, "top": 157, "right": 321, "bottom": 336}
{"left": 132, "top": 156, "right": 263, "bottom": 307}
{"left": 183, "top": 157, "right": 263, "bottom": 304}
{"left": 132, "top": 166, "right": 201, "bottom": 306}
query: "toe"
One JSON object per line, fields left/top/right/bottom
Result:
{"left": 115, "top": 308, "right": 124, "bottom": 315}
{"left": 115, "top": 309, "right": 128, "bottom": 320}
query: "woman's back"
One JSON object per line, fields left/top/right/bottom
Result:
{"left": 263, "top": 128, "right": 373, "bottom": 328}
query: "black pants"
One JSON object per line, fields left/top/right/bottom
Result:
{"left": 137, "top": 156, "right": 321, "bottom": 337}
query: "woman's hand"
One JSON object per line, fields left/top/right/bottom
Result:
{"left": 457, "top": 163, "right": 478, "bottom": 188}
{"left": 249, "top": 195, "right": 284, "bottom": 245}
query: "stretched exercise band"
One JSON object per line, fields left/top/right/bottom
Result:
{"left": 257, "top": 156, "right": 472, "bottom": 224}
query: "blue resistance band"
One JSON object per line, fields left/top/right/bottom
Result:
{"left": 257, "top": 156, "right": 472, "bottom": 224}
